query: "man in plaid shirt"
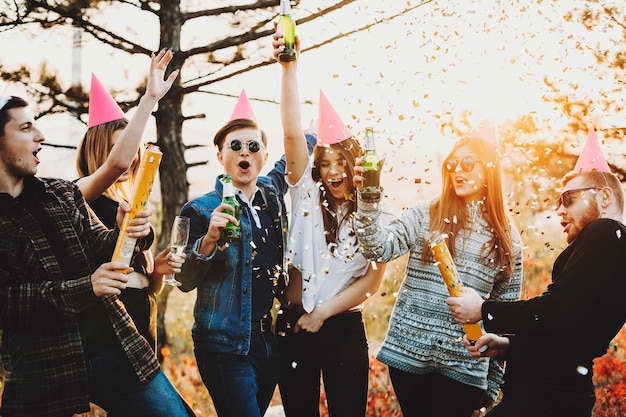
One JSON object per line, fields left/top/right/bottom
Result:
{"left": 0, "top": 96, "right": 190, "bottom": 416}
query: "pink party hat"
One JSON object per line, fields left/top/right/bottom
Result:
{"left": 229, "top": 89, "right": 256, "bottom": 121}
{"left": 573, "top": 127, "right": 611, "bottom": 173}
{"left": 317, "top": 90, "right": 352, "bottom": 146}
{"left": 88, "top": 73, "right": 125, "bottom": 128}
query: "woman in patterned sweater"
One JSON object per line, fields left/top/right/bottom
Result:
{"left": 355, "top": 135, "right": 523, "bottom": 417}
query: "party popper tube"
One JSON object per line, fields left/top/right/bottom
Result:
{"left": 111, "top": 144, "right": 162, "bottom": 267}
{"left": 431, "top": 236, "right": 484, "bottom": 342}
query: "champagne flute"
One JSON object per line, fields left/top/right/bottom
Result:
{"left": 164, "top": 216, "right": 190, "bottom": 286}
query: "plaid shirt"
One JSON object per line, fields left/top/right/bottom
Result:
{"left": 0, "top": 177, "right": 159, "bottom": 417}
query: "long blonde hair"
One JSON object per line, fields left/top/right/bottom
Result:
{"left": 76, "top": 119, "right": 139, "bottom": 202}
{"left": 422, "top": 136, "right": 515, "bottom": 278}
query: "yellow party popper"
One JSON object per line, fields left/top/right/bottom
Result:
{"left": 111, "top": 144, "right": 162, "bottom": 267}
{"left": 430, "top": 234, "right": 484, "bottom": 342}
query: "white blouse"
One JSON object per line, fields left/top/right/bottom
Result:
{"left": 287, "top": 159, "right": 392, "bottom": 312}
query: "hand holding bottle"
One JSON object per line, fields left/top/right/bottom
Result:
{"left": 275, "top": 0, "right": 297, "bottom": 62}
{"left": 200, "top": 175, "right": 241, "bottom": 255}
{"left": 354, "top": 128, "right": 384, "bottom": 201}
{"left": 272, "top": 21, "right": 300, "bottom": 64}
{"left": 220, "top": 174, "right": 241, "bottom": 242}
{"left": 360, "top": 127, "right": 381, "bottom": 201}
{"left": 354, "top": 158, "right": 385, "bottom": 194}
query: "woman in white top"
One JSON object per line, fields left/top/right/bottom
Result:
{"left": 273, "top": 32, "right": 391, "bottom": 416}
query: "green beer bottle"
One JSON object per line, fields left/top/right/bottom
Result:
{"left": 222, "top": 174, "right": 241, "bottom": 242}
{"left": 361, "top": 127, "right": 381, "bottom": 201}
{"left": 277, "top": 0, "right": 297, "bottom": 62}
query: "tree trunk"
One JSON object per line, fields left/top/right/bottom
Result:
{"left": 155, "top": 0, "right": 188, "bottom": 359}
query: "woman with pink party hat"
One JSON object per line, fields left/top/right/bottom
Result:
{"left": 75, "top": 49, "right": 182, "bottom": 354}
{"left": 273, "top": 33, "right": 393, "bottom": 416}
{"left": 74, "top": 50, "right": 195, "bottom": 415}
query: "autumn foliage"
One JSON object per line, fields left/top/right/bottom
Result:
{"left": 592, "top": 327, "right": 626, "bottom": 417}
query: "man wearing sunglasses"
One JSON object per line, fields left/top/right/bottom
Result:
{"left": 177, "top": 114, "right": 316, "bottom": 417}
{"left": 447, "top": 169, "right": 626, "bottom": 417}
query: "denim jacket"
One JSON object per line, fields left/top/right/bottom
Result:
{"left": 178, "top": 163, "right": 290, "bottom": 355}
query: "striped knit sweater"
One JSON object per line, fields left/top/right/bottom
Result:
{"left": 355, "top": 197, "right": 522, "bottom": 400}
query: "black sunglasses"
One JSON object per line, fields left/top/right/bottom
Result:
{"left": 444, "top": 156, "right": 480, "bottom": 173}
{"left": 556, "top": 187, "right": 599, "bottom": 209}
{"left": 225, "top": 139, "right": 263, "bottom": 153}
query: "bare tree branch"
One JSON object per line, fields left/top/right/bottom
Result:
{"left": 1, "top": 0, "right": 152, "bottom": 54}
{"left": 182, "top": 0, "right": 358, "bottom": 58}
{"left": 182, "top": 0, "right": 277, "bottom": 22}
{"left": 187, "top": 160, "right": 210, "bottom": 168}
{"left": 185, "top": 0, "right": 434, "bottom": 93}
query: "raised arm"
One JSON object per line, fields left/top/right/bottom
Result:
{"left": 272, "top": 32, "right": 309, "bottom": 185}
{"left": 77, "top": 49, "right": 179, "bottom": 202}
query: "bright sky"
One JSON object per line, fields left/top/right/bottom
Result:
{"left": 1, "top": 0, "right": 624, "bottom": 211}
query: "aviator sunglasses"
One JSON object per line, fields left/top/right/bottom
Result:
{"left": 444, "top": 156, "right": 481, "bottom": 173}
{"left": 556, "top": 187, "right": 600, "bottom": 209}
{"left": 225, "top": 139, "right": 263, "bottom": 153}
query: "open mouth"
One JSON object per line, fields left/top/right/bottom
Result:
{"left": 327, "top": 178, "right": 344, "bottom": 190}
{"left": 454, "top": 176, "right": 466, "bottom": 184}
{"left": 238, "top": 161, "right": 250, "bottom": 170}
{"left": 455, "top": 176, "right": 477, "bottom": 186}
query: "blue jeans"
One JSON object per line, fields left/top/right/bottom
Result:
{"left": 88, "top": 344, "right": 190, "bottom": 417}
{"left": 195, "top": 330, "right": 280, "bottom": 417}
